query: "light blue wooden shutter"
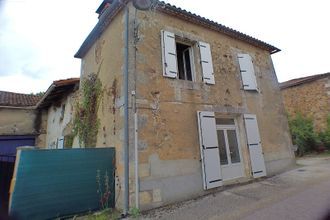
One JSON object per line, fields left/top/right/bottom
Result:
{"left": 197, "top": 111, "right": 222, "bottom": 189}
{"left": 244, "top": 114, "right": 267, "bottom": 178}
{"left": 161, "top": 30, "right": 178, "bottom": 78}
{"left": 238, "top": 54, "right": 258, "bottom": 90}
{"left": 57, "top": 136, "right": 64, "bottom": 149}
{"left": 199, "top": 42, "right": 215, "bottom": 84}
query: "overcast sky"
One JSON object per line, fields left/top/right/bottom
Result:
{"left": 0, "top": 0, "right": 329, "bottom": 93}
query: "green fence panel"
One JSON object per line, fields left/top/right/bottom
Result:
{"left": 9, "top": 148, "right": 115, "bottom": 220}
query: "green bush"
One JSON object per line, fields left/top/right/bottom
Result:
{"left": 288, "top": 113, "right": 317, "bottom": 156}
{"left": 319, "top": 115, "right": 330, "bottom": 149}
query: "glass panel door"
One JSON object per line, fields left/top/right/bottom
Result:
{"left": 227, "top": 130, "right": 240, "bottom": 163}
{"left": 217, "top": 130, "right": 228, "bottom": 165}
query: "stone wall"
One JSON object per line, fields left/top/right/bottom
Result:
{"left": 80, "top": 8, "right": 126, "bottom": 208}
{"left": 281, "top": 76, "right": 330, "bottom": 131}
{"left": 45, "top": 91, "right": 78, "bottom": 148}
{"left": 0, "top": 108, "right": 37, "bottom": 136}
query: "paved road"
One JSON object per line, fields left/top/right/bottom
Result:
{"left": 141, "top": 157, "right": 330, "bottom": 220}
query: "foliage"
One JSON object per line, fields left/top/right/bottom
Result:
{"left": 64, "top": 134, "right": 74, "bottom": 148}
{"left": 96, "top": 170, "right": 111, "bottom": 210}
{"left": 288, "top": 113, "right": 317, "bottom": 156}
{"left": 318, "top": 114, "right": 330, "bottom": 149}
{"left": 86, "top": 209, "right": 120, "bottom": 220}
{"left": 73, "top": 74, "right": 103, "bottom": 147}
{"left": 30, "top": 91, "right": 45, "bottom": 96}
{"left": 129, "top": 207, "right": 141, "bottom": 218}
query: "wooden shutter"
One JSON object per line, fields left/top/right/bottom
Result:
{"left": 238, "top": 54, "right": 258, "bottom": 90}
{"left": 199, "top": 42, "right": 215, "bottom": 85}
{"left": 197, "top": 111, "right": 222, "bottom": 189}
{"left": 244, "top": 114, "right": 266, "bottom": 178}
{"left": 161, "top": 30, "right": 178, "bottom": 78}
{"left": 57, "top": 136, "right": 64, "bottom": 149}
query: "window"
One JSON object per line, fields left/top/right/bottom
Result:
{"left": 161, "top": 30, "right": 215, "bottom": 84}
{"left": 176, "top": 42, "right": 193, "bottom": 81}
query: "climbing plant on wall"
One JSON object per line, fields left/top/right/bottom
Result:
{"left": 73, "top": 73, "right": 103, "bottom": 147}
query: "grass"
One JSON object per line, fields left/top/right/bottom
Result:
{"left": 302, "top": 150, "right": 330, "bottom": 158}
{"left": 73, "top": 209, "right": 121, "bottom": 220}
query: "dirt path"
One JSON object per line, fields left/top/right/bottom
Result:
{"left": 139, "top": 156, "right": 330, "bottom": 220}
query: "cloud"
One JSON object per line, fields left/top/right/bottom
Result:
{"left": 0, "top": 0, "right": 99, "bottom": 93}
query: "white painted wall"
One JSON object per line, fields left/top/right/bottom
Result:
{"left": 45, "top": 93, "right": 76, "bottom": 149}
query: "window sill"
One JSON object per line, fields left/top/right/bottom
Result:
{"left": 168, "top": 79, "right": 202, "bottom": 90}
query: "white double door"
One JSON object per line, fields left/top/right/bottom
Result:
{"left": 216, "top": 123, "right": 244, "bottom": 181}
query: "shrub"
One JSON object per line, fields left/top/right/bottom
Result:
{"left": 288, "top": 113, "right": 317, "bottom": 156}
{"left": 318, "top": 114, "right": 330, "bottom": 149}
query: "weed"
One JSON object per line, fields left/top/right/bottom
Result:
{"left": 129, "top": 207, "right": 141, "bottom": 218}
{"left": 96, "top": 170, "right": 111, "bottom": 210}
{"left": 73, "top": 73, "right": 103, "bottom": 147}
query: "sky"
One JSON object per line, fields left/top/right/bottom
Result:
{"left": 0, "top": 0, "right": 329, "bottom": 93}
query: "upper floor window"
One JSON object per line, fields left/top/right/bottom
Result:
{"left": 161, "top": 30, "right": 215, "bottom": 84}
{"left": 176, "top": 42, "right": 193, "bottom": 81}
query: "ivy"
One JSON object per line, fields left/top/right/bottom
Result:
{"left": 73, "top": 73, "right": 103, "bottom": 147}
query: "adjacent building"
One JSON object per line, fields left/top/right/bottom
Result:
{"left": 280, "top": 73, "right": 330, "bottom": 131}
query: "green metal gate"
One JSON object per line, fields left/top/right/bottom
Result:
{"left": 9, "top": 148, "right": 115, "bottom": 220}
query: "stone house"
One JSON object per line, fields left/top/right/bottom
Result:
{"left": 0, "top": 91, "right": 42, "bottom": 212}
{"left": 0, "top": 78, "right": 80, "bottom": 152}
{"left": 280, "top": 73, "right": 330, "bottom": 132}
{"left": 35, "top": 78, "right": 80, "bottom": 149}
{"left": 74, "top": 0, "right": 295, "bottom": 211}
{"left": 0, "top": 91, "right": 43, "bottom": 156}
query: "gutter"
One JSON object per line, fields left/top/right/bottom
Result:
{"left": 74, "top": 0, "right": 280, "bottom": 59}
{"left": 0, "top": 106, "right": 36, "bottom": 110}
{"left": 122, "top": 4, "right": 130, "bottom": 216}
{"left": 35, "top": 84, "right": 56, "bottom": 109}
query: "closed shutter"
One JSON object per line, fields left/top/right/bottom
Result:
{"left": 238, "top": 54, "right": 258, "bottom": 90}
{"left": 57, "top": 136, "right": 64, "bottom": 149}
{"left": 199, "top": 42, "right": 215, "bottom": 85}
{"left": 243, "top": 114, "right": 266, "bottom": 178}
{"left": 161, "top": 30, "right": 178, "bottom": 78}
{"left": 197, "top": 111, "right": 222, "bottom": 189}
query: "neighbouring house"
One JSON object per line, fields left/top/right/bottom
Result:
{"left": 280, "top": 73, "right": 330, "bottom": 132}
{"left": 74, "top": 0, "right": 295, "bottom": 211}
{"left": 0, "top": 91, "right": 43, "bottom": 156}
{"left": 0, "top": 78, "right": 80, "bottom": 214}
{"left": 0, "top": 91, "right": 42, "bottom": 212}
{"left": 36, "top": 78, "right": 80, "bottom": 149}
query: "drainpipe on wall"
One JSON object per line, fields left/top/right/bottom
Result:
{"left": 123, "top": 4, "right": 130, "bottom": 217}
{"left": 133, "top": 91, "right": 139, "bottom": 209}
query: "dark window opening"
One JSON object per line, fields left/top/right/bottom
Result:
{"left": 176, "top": 42, "right": 193, "bottom": 81}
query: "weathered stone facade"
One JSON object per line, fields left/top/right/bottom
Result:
{"left": 0, "top": 108, "right": 37, "bottom": 136}
{"left": 76, "top": 1, "right": 295, "bottom": 211}
{"left": 45, "top": 91, "right": 78, "bottom": 148}
{"left": 280, "top": 73, "right": 330, "bottom": 131}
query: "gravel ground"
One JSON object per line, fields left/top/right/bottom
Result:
{"left": 136, "top": 156, "right": 330, "bottom": 220}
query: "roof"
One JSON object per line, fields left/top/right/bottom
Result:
{"left": 74, "top": 0, "right": 280, "bottom": 58}
{"left": 36, "top": 78, "right": 80, "bottom": 109}
{"left": 0, "top": 91, "right": 41, "bottom": 108}
{"left": 279, "top": 72, "right": 330, "bottom": 89}
{"left": 96, "top": 0, "right": 113, "bottom": 14}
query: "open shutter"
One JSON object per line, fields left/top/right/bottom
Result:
{"left": 199, "top": 42, "right": 215, "bottom": 85}
{"left": 197, "top": 111, "right": 222, "bottom": 189}
{"left": 244, "top": 114, "right": 266, "bottom": 178}
{"left": 161, "top": 30, "right": 178, "bottom": 78}
{"left": 238, "top": 54, "right": 258, "bottom": 90}
{"left": 57, "top": 136, "right": 64, "bottom": 149}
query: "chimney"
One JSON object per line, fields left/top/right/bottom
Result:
{"left": 96, "top": 0, "right": 113, "bottom": 18}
